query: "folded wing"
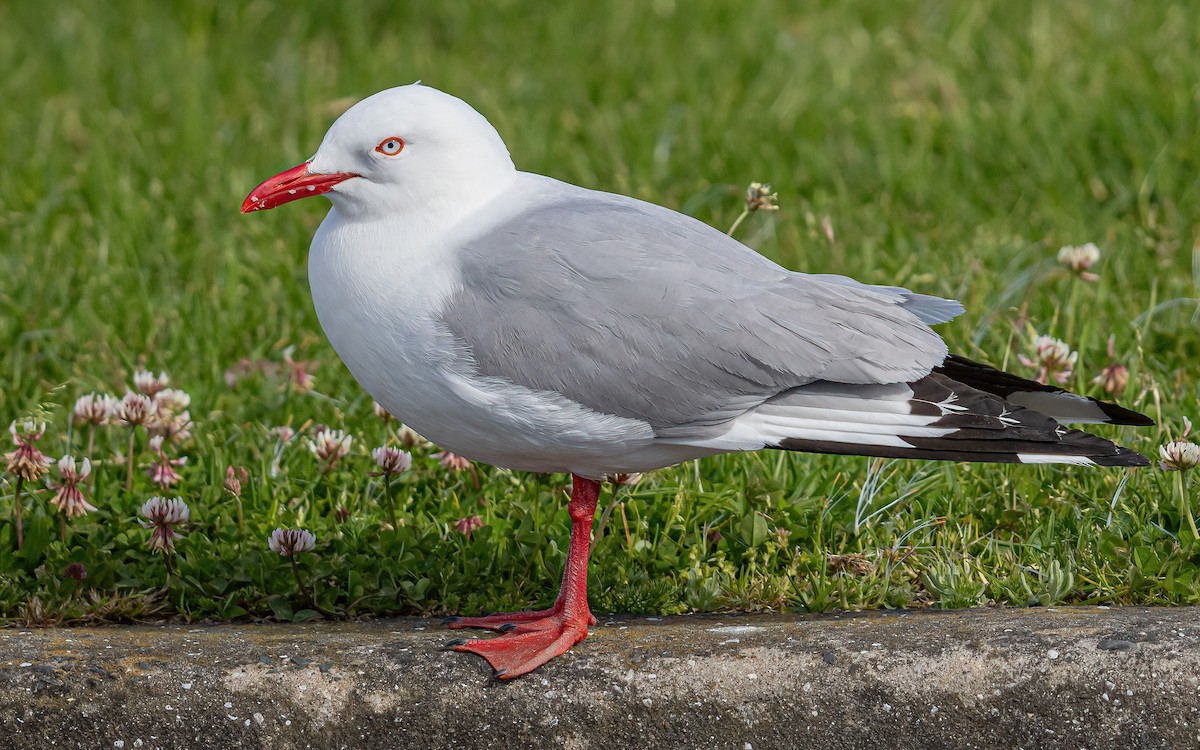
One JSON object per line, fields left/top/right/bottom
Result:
{"left": 441, "top": 185, "right": 956, "bottom": 434}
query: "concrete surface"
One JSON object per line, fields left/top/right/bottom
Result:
{"left": 0, "top": 607, "right": 1198, "bottom": 749}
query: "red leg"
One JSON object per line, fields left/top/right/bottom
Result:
{"left": 447, "top": 474, "right": 600, "bottom": 679}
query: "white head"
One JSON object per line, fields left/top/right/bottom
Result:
{"left": 242, "top": 84, "right": 516, "bottom": 220}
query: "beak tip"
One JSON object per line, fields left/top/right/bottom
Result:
{"left": 240, "top": 162, "right": 354, "bottom": 214}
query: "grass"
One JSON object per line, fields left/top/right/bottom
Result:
{"left": 1, "top": 0, "right": 1199, "bottom": 624}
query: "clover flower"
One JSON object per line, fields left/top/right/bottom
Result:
{"left": 728, "top": 181, "right": 781, "bottom": 237}
{"left": 1093, "top": 361, "right": 1129, "bottom": 395}
{"left": 605, "top": 472, "right": 643, "bottom": 486}
{"left": 223, "top": 465, "right": 250, "bottom": 533}
{"left": 433, "top": 450, "right": 471, "bottom": 472}
{"left": 1057, "top": 243, "right": 1100, "bottom": 282}
{"left": 140, "top": 496, "right": 190, "bottom": 553}
{"left": 72, "top": 393, "right": 116, "bottom": 427}
{"left": 63, "top": 562, "right": 88, "bottom": 582}
{"left": 1088, "top": 335, "right": 1129, "bottom": 395}
{"left": 133, "top": 369, "right": 170, "bottom": 398}
{"left": 1019, "top": 335, "right": 1077, "bottom": 385}
{"left": 154, "top": 388, "right": 191, "bottom": 415}
{"left": 268, "top": 528, "right": 316, "bottom": 557}
{"left": 372, "top": 400, "right": 393, "bottom": 422}
{"left": 117, "top": 392, "right": 157, "bottom": 490}
{"left": 5, "top": 420, "right": 52, "bottom": 550}
{"left": 49, "top": 455, "right": 97, "bottom": 518}
{"left": 160, "top": 409, "right": 193, "bottom": 444}
{"left": 308, "top": 428, "right": 352, "bottom": 468}
{"left": 455, "top": 515, "right": 484, "bottom": 537}
{"left": 1161, "top": 421, "right": 1200, "bottom": 472}
{"left": 1160, "top": 441, "right": 1200, "bottom": 471}
{"left": 395, "top": 424, "right": 429, "bottom": 450}
{"left": 224, "top": 466, "right": 248, "bottom": 498}
{"left": 115, "top": 392, "right": 156, "bottom": 428}
{"left": 282, "top": 346, "right": 315, "bottom": 393}
{"left": 5, "top": 421, "right": 52, "bottom": 482}
{"left": 142, "top": 387, "right": 192, "bottom": 444}
{"left": 745, "top": 182, "right": 780, "bottom": 213}
{"left": 141, "top": 384, "right": 188, "bottom": 434}
{"left": 145, "top": 435, "right": 186, "bottom": 488}
{"left": 270, "top": 528, "right": 333, "bottom": 618}
{"left": 371, "top": 446, "right": 412, "bottom": 477}
{"left": 371, "top": 446, "right": 411, "bottom": 528}
{"left": 1162, "top": 418, "right": 1200, "bottom": 539}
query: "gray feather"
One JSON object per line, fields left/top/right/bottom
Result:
{"left": 438, "top": 183, "right": 958, "bottom": 434}
{"left": 805, "top": 275, "right": 965, "bottom": 326}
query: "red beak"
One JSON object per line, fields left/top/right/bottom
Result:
{"left": 241, "top": 162, "right": 358, "bottom": 213}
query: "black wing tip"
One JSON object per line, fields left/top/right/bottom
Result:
{"left": 1092, "top": 448, "right": 1151, "bottom": 467}
{"left": 1096, "top": 403, "right": 1156, "bottom": 428}
{"left": 937, "top": 354, "right": 1154, "bottom": 427}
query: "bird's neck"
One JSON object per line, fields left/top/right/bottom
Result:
{"left": 330, "top": 163, "right": 519, "bottom": 232}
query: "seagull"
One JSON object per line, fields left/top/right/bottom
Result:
{"left": 242, "top": 83, "right": 1152, "bottom": 679}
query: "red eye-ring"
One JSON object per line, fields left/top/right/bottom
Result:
{"left": 376, "top": 137, "right": 405, "bottom": 156}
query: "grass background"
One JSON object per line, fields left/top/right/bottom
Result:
{"left": 0, "top": 1, "right": 1198, "bottom": 622}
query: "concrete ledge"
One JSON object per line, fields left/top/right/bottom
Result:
{"left": 1, "top": 607, "right": 1197, "bottom": 749}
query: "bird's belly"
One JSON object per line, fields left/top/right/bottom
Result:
{"left": 339, "top": 337, "right": 707, "bottom": 475}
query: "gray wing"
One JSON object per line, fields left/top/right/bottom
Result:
{"left": 439, "top": 185, "right": 962, "bottom": 436}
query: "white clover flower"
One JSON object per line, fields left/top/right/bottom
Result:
{"left": 115, "top": 391, "right": 156, "bottom": 427}
{"left": 1160, "top": 440, "right": 1200, "bottom": 471}
{"left": 372, "top": 400, "right": 393, "bottom": 421}
{"left": 50, "top": 455, "right": 97, "bottom": 518}
{"left": 268, "top": 528, "right": 316, "bottom": 557}
{"left": 155, "top": 388, "right": 191, "bottom": 413}
{"left": 308, "top": 428, "right": 352, "bottom": 467}
{"left": 145, "top": 434, "right": 186, "bottom": 488}
{"left": 141, "top": 496, "right": 190, "bottom": 524}
{"left": 1019, "top": 335, "right": 1078, "bottom": 385}
{"left": 5, "top": 420, "right": 53, "bottom": 482}
{"left": 1033, "top": 336, "right": 1076, "bottom": 370}
{"left": 372, "top": 446, "right": 412, "bottom": 476}
{"left": 605, "top": 472, "right": 643, "bottom": 486}
{"left": 57, "top": 454, "right": 90, "bottom": 480}
{"left": 281, "top": 347, "right": 315, "bottom": 393}
{"left": 161, "top": 410, "right": 192, "bottom": 444}
{"left": 1091, "top": 335, "right": 1129, "bottom": 394}
{"left": 1057, "top": 243, "right": 1100, "bottom": 281}
{"left": 72, "top": 393, "right": 116, "bottom": 426}
{"left": 433, "top": 450, "right": 471, "bottom": 472}
{"left": 133, "top": 369, "right": 170, "bottom": 397}
{"left": 395, "top": 424, "right": 429, "bottom": 450}
{"left": 140, "top": 496, "right": 190, "bottom": 553}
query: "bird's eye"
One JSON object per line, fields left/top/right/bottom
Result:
{"left": 375, "top": 137, "right": 405, "bottom": 156}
